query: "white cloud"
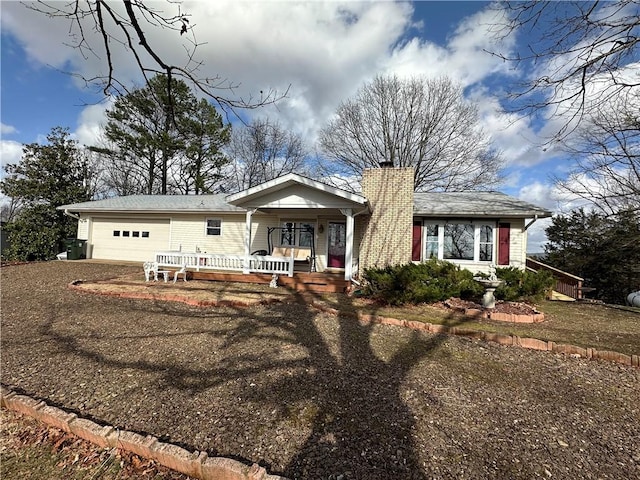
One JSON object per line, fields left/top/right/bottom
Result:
{"left": 0, "top": 140, "right": 24, "bottom": 177}
{"left": 0, "top": 2, "right": 76, "bottom": 69}
{"left": 525, "top": 217, "right": 552, "bottom": 254}
{"left": 2, "top": 1, "right": 523, "bottom": 146}
{"left": 516, "top": 179, "right": 601, "bottom": 252}
{"left": 1, "top": 123, "right": 18, "bottom": 135}
{"left": 7, "top": 0, "right": 592, "bottom": 221}
{"left": 517, "top": 182, "right": 561, "bottom": 253}
{"left": 74, "top": 100, "right": 113, "bottom": 147}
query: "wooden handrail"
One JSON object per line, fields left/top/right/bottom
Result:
{"left": 526, "top": 257, "right": 584, "bottom": 281}
{"left": 526, "top": 257, "right": 585, "bottom": 300}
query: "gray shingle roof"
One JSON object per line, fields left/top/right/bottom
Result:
{"left": 58, "top": 195, "right": 244, "bottom": 213}
{"left": 413, "top": 192, "right": 552, "bottom": 218}
{"left": 60, "top": 191, "right": 552, "bottom": 218}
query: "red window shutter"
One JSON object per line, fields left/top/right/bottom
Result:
{"left": 498, "top": 223, "right": 510, "bottom": 265}
{"left": 412, "top": 221, "right": 422, "bottom": 261}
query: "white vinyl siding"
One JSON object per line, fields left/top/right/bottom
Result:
{"left": 169, "top": 214, "right": 279, "bottom": 255}
{"left": 507, "top": 219, "right": 526, "bottom": 269}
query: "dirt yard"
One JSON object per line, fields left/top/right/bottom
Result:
{"left": 1, "top": 262, "right": 639, "bottom": 479}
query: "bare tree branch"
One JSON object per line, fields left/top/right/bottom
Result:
{"left": 554, "top": 92, "right": 640, "bottom": 213}
{"left": 225, "top": 119, "right": 310, "bottom": 192}
{"left": 319, "top": 75, "right": 503, "bottom": 192}
{"left": 489, "top": 1, "right": 640, "bottom": 140}
{"left": 26, "top": 1, "right": 289, "bottom": 115}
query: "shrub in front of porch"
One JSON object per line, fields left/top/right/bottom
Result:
{"left": 362, "top": 259, "right": 483, "bottom": 306}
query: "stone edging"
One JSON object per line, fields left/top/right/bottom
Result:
{"left": 0, "top": 386, "right": 286, "bottom": 480}
{"left": 444, "top": 300, "right": 545, "bottom": 323}
{"left": 69, "top": 280, "right": 637, "bottom": 368}
{"left": 309, "top": 301, "right": 639, "bottom": 368}
{"left": 69, "top": 280, "right": 286, "bottom": 308}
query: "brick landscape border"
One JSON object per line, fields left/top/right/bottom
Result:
{"left": 70, "top": 280, "right": 638, "bottom": 368}
{"left": 2, "top": 282, "right": 637, "bottom": 480}
{"left": 0, "top": 386, "right": 286, "bottom": 480}
{"left": 69, "top": 280, "right": 286, "bottom": 308}
{"left": 309, "top": 301, "right": 639, "bottom": 368}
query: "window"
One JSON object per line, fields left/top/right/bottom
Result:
{"left": 132, "top": 231, "right": 140, "bottom": 238}
{"left": 206, "top": 218, "right": 221, "bottom": 236}
{"left": 479, "top": 225, "right": 494, "bottom": 262}
{"left": 298, "top": 222, "right": 314, "bottom": 247}
{"left": 280, "top": 221, "right": 315, "bottom": 247}
{"left": 122, "top": 231, "right": 130, "bottom": 237}
{"left": 141, "top": 231, "right": 150, "bottom": 238}
{"left": 113, "top": 230, "right": 120, "bottom": 237}
{"left": 423, "top": 222, "right": 494, "bottom": 263}
{"left": 444, "top": 224, "right": 474, "bottom": 260}
{"left": 425, "top": 224, "right": 438, "bottom": 259}
{"left": 281, "top": 222, "right": 295, "bottom": 246}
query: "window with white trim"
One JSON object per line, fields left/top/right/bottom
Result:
{"left": 206, "top": 218, "right": 222, "bottom": 236}
{"left": 423, "top": 221, "right": 494, "bottom": 262}
{"left": 280, "top": 221, "right": 315, "bottom": 247}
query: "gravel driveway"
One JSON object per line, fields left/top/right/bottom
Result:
{"left": 2, "top": 262, "right": 639, "bottom": 479}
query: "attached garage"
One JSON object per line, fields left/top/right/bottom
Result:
{"left": 90, "top": 217, "right": 170, "bottom": 261}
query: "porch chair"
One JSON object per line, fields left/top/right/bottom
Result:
{"left": 143, "top": 261, "right": 171, "bottom": 282}
{"left": 143, "top": 261, "right": 158, "bottom": 282}
{"left": 173, "top": 264, "right": 188, "bottom": 283}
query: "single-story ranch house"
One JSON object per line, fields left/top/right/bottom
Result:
{"left": 58, "top": 167, "right": 552, "bottom": 283}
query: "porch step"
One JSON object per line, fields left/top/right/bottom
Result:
{"left": 550, "top": 290, "right": 576, "bottom": 302}
{"left": 190, "top": 271, "right": 349, "bottom": 294}
{"left": 281, "top": 273, "right": 350, "bottom": 294}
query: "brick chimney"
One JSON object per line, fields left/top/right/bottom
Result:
{"left": 359, "top": 167, "right": 414, "bottom": 271}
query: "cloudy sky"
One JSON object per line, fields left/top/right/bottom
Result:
{"left": 0, "top": 1, "right": 599, "bottom": 251}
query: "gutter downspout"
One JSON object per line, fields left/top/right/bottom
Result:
{"left": 524, "top": 215, "right": 538, "bottom": 231}
{"left": 349, "top": 204, "right": 370, "bottom": 287}
{"left": 63, "top": 209, "right": 82, "bottom": 221}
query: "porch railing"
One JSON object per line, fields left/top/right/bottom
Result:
{"left": 526, "top": 257, "right": 584, "bottom": 299}
{"left": 155, "top": 252, "right": 294, "bottom": 277}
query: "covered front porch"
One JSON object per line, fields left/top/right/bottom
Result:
{"left": 226, "top": 174, "right": 369, "bottom": 282}
{"left": 154, "top": 251, "right": 350, "bottom": 293}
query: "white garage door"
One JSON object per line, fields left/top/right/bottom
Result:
{"left": 91, "top": 218, "right": 170, "bottom": 261}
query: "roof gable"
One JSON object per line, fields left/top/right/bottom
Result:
{"left": 225, "top": 173, "right": 368, "bottom": 209}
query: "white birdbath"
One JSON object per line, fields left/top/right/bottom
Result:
{"left": 474, "top": 277, "right": 505, "bottom": 309}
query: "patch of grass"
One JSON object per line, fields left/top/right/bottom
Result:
{"left": 315, "top": 295, "right": 640, "bottom": 356}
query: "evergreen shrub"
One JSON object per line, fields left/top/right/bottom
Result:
{"left": 362, "top": 260, "right": 555, "bottom": 306}
{"left": 493, "top": 267, "right": 555, "bottom": 302}
{"left": 362, "top": 258, "right": 483, "bottom": 305}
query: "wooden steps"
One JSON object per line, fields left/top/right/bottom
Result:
{"left": 550, "top": 290, "right": 576, "bottom": 302}
{"left": 190, "top": 271, "right": 349, "bottom": 294}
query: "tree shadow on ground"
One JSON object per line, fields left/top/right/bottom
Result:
{"left": 34, "top": 278, "right": 473, "bottom": 479}
{"left": 209, "top": 288, "right": 472, "bottom": 479}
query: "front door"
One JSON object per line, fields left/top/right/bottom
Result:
{"left": 328, "top": 222, "right": 346, "bottom": 268}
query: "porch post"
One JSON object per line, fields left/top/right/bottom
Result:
{"left": 243, "top": 209, "right": 255, "bottom": 274}
{"left": 341, "top": 208, "right": 354, "bottom": 282}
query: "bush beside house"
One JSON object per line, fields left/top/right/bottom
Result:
{"left": 362, "top": 259, "right": 554, "bottom": 306}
